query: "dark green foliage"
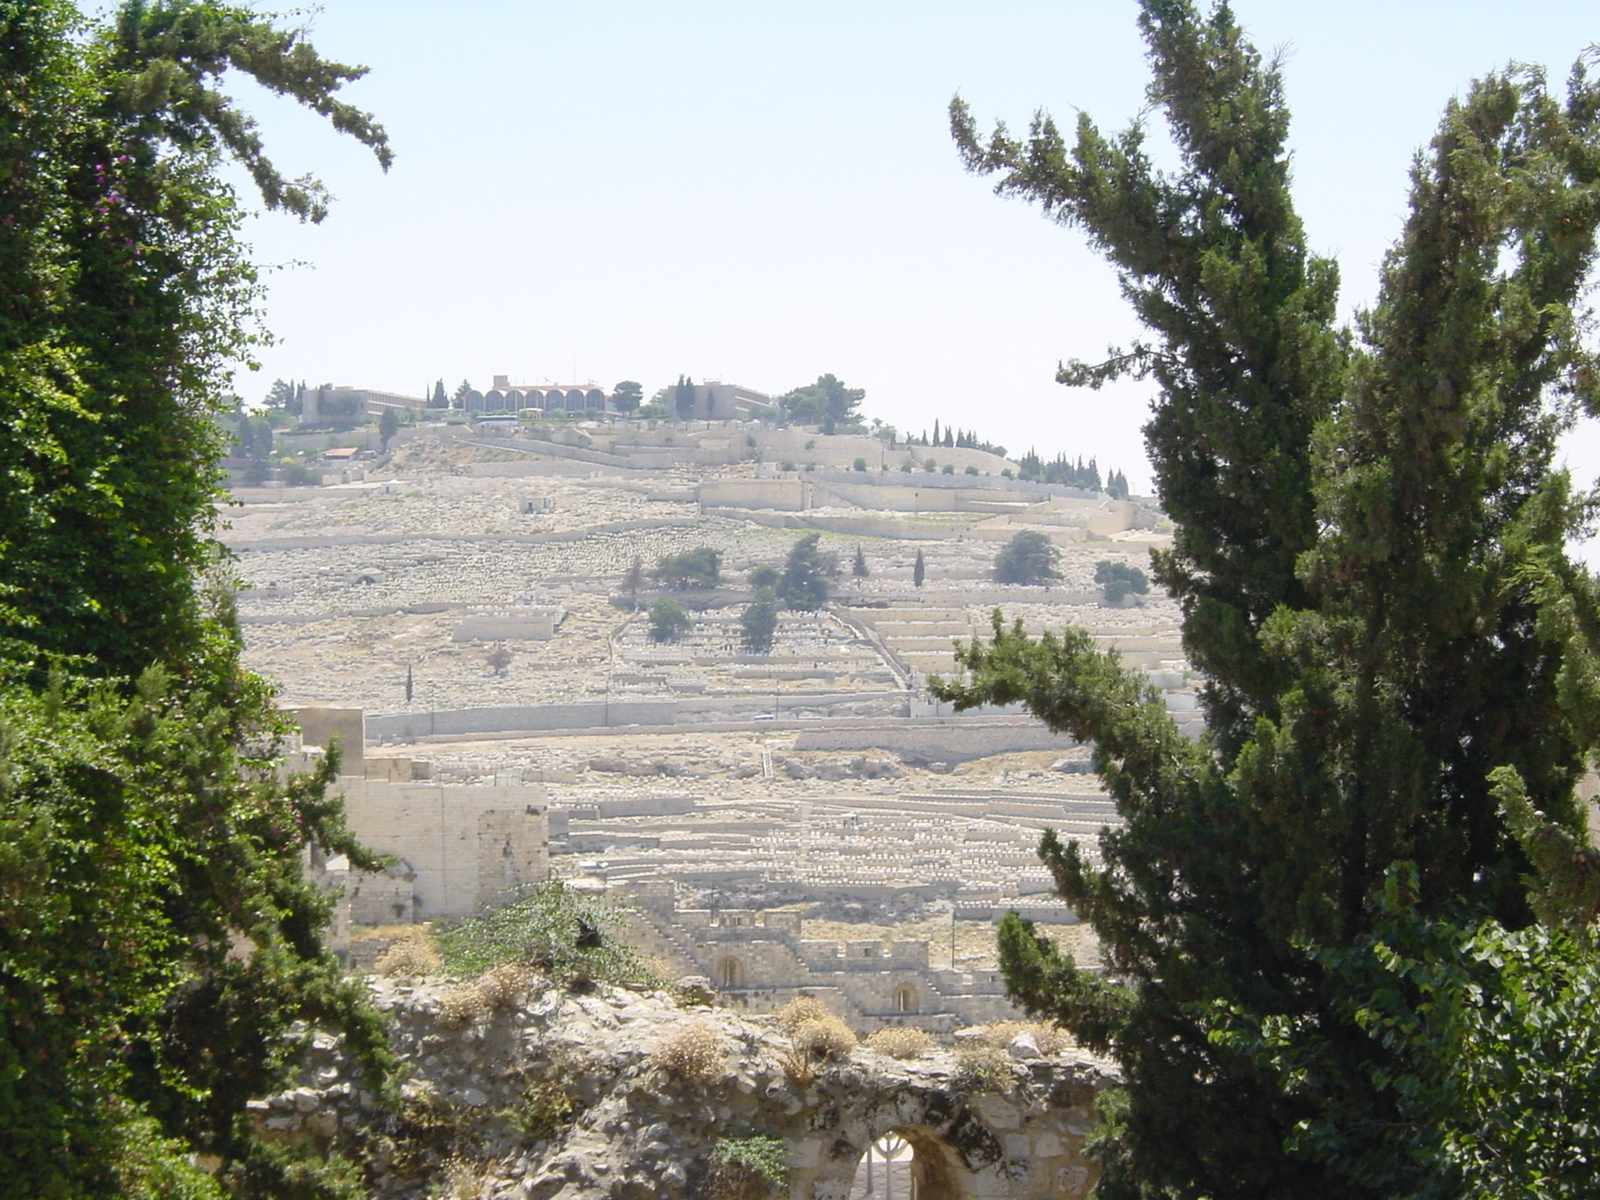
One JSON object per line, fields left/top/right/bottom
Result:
{"left": 673, "top": 374, "right": 696, "bottom": 418}
{"left": 993, "top": 530, "right": 1061, "bottom": 585}
{"left": 378, "top": 406, "right": 399, "bottom": 450}
{"left": 263, "top": 378, "right": 297, "bottom": 412}
{"left": 1105, "top": 469, "right": 1130, "bottom": 500}
{"left": 653, "top": 545, "right": 721, "bottom": 590}
{"left": 647, "top": 598, "right": 692, "bottom": 643}
{"left": 944, "top": 4, "right": 1600, "bottom": 1198}
{"left": 429, "top": 379, "right": 448, "bottom": 409}
{"left": 851, "top": 545, "right": 869, "bottom": 578}
{"left": 1014, "top": 450, "right": 1106, "bottom": 491}
{"left": 435, "top": 880, "right": 652, "bottom": 986}
{"left": 740, "top": 587, "right": 780, "bottom": 654}
{"left": 621, "top": 555, "right": 646, "bottom": 601}
{"left": 610, "top": 379, "right": 643, "bottom": 413}
{"left": 955, "top": 0, "right": 1344, "bottom": 758}
{"left": 778, "top": 373, "right": 864, "bottom": 427}
{"left": 748, "top": 564, "right": 779, "bottom": 590}
{"left": 913, "top": 549, "right": 925, "bottom": 588}
{"left": 1094, "top": 560, "right": 1148, "bottom": 604}
{"left": 1213, "top": 862, "right": 1600, "bottom": 1200}
{"left": 0, "top": 3, "right": 394, "bottom": 1195}
{"left": 0, "top": 667, "right": 396, "bottom": 1198}
{"left": 776, "top": 533, "right": 830, "bottom": 611}
{"left": 0, "top": 0, "right": 389, "bottom": 679}
{"left": 709, "top": 1133, "right": 788, "bottom": 1198}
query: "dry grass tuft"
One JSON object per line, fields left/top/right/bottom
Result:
{"left": 979, "top": 1020, "right": 1070, "bottom": 1056}
{"left": 437, "top": 982, "right": 487, "bottom": 1028}
{"left": 374, "top": 929, "right": 441, "bottom": 979}
{"left": 436, "top": 962, "right": 531, "bottom": 1027}
{"left": 791, "top": 1015, "right": 857, "bottom": 1060}
{"left": 774, "top": 995, "right": 834, "bottom": 1034}
{"left": 956, "top": 1045, "right": 1016, "bottom": 1094}
{"left": 439, "top": 1154, "right": 483, "bottom": 1200}
{"left": 654, "top": 1022, "right": 726, "bottom": 1084}
{"left": 865, "top": 1026, "right": 933, "bottom": 1060}
{"left": 476, "top": 961, "right": 529, "bottom": 1012}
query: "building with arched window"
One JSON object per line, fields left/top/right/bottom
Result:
{"left": 484, "top": 375, "right": 607, "bottom": 415}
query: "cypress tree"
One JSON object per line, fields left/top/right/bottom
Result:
{"left": 912, "top": 548, "right": 925, "bottom": 588}
{"left": 944, "top": 4, "right": 1600, "bottom": 1197}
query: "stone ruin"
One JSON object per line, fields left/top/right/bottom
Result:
{"left": 287, "top": 706, "right": 552, "bottom": 952}
{"left": 255, "top": 974, "right": 1110, "bottom": 1199}
{"left": 618, "top": 881, "right": 1022, "bottom": 1032}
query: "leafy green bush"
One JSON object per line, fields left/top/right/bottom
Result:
{"left": 709, "top": 1134, "right": 788, "bottom": 1199}
{"left": 500, "top": 1063, "right": 577, "bottom": 1143}
{"left": 647, "top": 598, "right": 692, "bottom": 643}
{"left": 994, "top": 529, "right": 1062, "bottom": 585}
{"left": 434, "top": 880, "right": 651, "bottom": 986}
{"left": 652, "top": 546, "right": 721, "bottom": 589}
{"left": 1094, "top": 559, "right": 1149, "bottom": 603}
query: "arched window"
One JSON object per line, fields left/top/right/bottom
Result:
{"left": 719, "top": 956, "right": 744, "bottom": 988}
{"left": 894, "top": 983, "right": 918, "bottom": 1014}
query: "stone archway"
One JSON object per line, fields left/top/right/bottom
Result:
{"left": 847, "top": 1125, "right": 963, "bottom": 1200}
{"left": 785, "top": 1070, "right": 1099, "bottom": 1199}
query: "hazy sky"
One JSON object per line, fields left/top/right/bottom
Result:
{"left": 230, "top": 0, "right": 1599, "bottom": 507}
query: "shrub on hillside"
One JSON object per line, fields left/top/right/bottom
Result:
{"left": 376, "top": 929, "right": 442, "bottom": 978}
{"left": 435, "top": 880, "right": 651, "bottom": 987}
{"left": 655, "top": 1023, "right": 726, "bottom": 1084}
{"left": 775, "top": 995, "right": 834, "bottom": 1033}
{"left": 865, "top": 1027, "right": 933, "bottom": 1060}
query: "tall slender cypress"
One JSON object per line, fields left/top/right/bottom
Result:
{"left": 943, "top": 5, "right": 1600, "bottom": 1196}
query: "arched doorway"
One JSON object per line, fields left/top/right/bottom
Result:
{"left": 846, "top": 1126, "right": 965, "bottom": 1200}
{"left": 718, "top": 956, "right": 744, "bottom": 988}
{"left": 893, "top": 983, "right": 919, "bottom": 1014}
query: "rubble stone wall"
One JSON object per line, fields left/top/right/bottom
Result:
{"left": 254, "top": 977, "right": 1110, "bottom": 1200}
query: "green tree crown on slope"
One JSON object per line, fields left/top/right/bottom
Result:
{"left": 776, "top": 532, "right": 831, "bottom": 611}
{"left": 652, "top": 545, "right": 721, "bottom": 590}
{"left": 0, "top": 2, "right": 393, "bottom": 1195}
{"left": 779, "top": 373, "right": 865, "bottom": 428}
{"left": 740, "top": 587, "right": 780, "bottom": 653}
{"left": 939, "top": 3, "right": 1600, "bottom": 1198}
{"left": 993, "top": 529, "right": 1062, "bottom": 585}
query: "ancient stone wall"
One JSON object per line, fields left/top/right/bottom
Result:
{"left": 253, "top": 976, "right": 1110, "bottom": 1199}
{"left": 620, "top": 893, "right": 1021, "bottom": 1031}
{"left": 319, "top": 776, "right": 551, "bottom": 927}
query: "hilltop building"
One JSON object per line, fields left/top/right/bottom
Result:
{"left": 298, "top": 385, "right": 427, "bottom": 427}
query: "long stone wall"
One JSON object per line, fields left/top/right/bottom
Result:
{"left": 793, "top": 719, "right": 1078, "bottom": 763}
{"left": 366, "top": 700, "right": 678, "bottom": 739}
